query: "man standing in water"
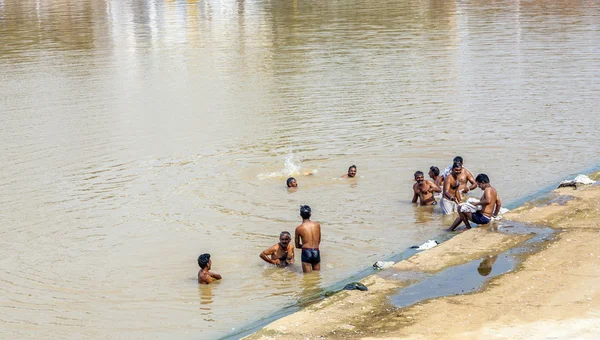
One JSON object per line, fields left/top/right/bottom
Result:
{"left": 442, "top": 156, "right": 477, "bottom": 194}
{"left": 412, "top": 171, "right": 441, "bottom": 205}
{"left": 428, "top": 166, "right": 444, "bottom": 188}
{"left": 198, "top": 253, "right": 222, "bottom": 285}
{"left": 440, "top": 162, "right": 462, "bottom": 214}
{"left": 295, "top": 205, "right": 321, "bottom": 273}
{"left": 341, "top": 165, "right": 357, "bottom": 178}
{"left": 259, "top": 231, "right": 295, "bottom": 266}
{"left": 449, "top": 174, "right": 502, "bottom": 231}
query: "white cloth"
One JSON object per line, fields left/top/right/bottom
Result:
{"left": 460, "top": 198, "right": 510, "bottom": 220}
{"left": 440, "top": 197, "right": 457, "bottom": 214}
{"left": 417, "top": 240, "right": 439, "bottom": 250}
{"left": 373, "top": 261, "right": 395, "bottom": 270}
{"left": 559, "top": 174, "right": 596, "bottom": 187}
{"left": 460, "top": 198, "right": 482, "bottom": 213}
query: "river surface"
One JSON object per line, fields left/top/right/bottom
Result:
{"left": 1, "top": 0, "right": 599, "bottom": 339}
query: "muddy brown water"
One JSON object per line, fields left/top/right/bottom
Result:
{"left": 1, "top": 1, "right": 599, "bottom": 339}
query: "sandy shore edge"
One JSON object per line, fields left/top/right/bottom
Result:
{"left": 243, "top": 171, "right": 600, "bottom": 340}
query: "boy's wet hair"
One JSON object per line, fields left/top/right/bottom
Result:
{"left": 300, "top": 205, "right": 311, "bottom": 219}
{"left": 348, "top": 165, "right": 357, "bottom": 171}
{"left": 198, "top": 253, "right": 210, "bottom": 268}
{"left": 453, "top": 156, "right": 463, "bottom": 164}
{"left": 452, "top": 162, "right": 462, "bottom": 169}
{"left": 475, "top": 174, "right": 490, "bottom": 184}
{"left": 430, "top": 166, "right": 440, "bottom": 176}
{"left": 286, "top": 177, "right": 296, "bottom": 187}
{"left": 280, "top": 231, "right": 291, "bottom": 239}
{"left": 414, "top": 171, "right": 424, "bottom": 178}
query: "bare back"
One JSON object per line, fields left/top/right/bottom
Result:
{"left": 295, "top": 221, "right": 321, "bottom": 249}
{"left": 480, "top": 186, "right": 500, "bottom": 217}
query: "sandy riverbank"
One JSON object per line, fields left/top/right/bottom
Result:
{"left": 244, "top": 171, "right": 600, "bottom": 339}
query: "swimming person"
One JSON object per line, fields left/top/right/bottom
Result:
{"left": 197, "top": 253, "right": 222, "bottom": 285}
{"left": 428, "top": 166, "right": 444, "bottom": 189}
{"left": 295, "top": 205, "right": 321, "bottom": 273}
{"left": 448, "top": 174, "right": 502, "bottom": 231}
{"left": 341, "top": 165, "right": 357, "bottom": 178}
{"left": 259, "top": 231, "right": 295, "bottom": 266}
{"left": 440, "top": 162, "right": 462, "bottom": 214}
{"left": 286, "top": 177, "right": 298, "bottom": 188}
{"left": 412, "top": 171, "right": 441, "bottom": 205}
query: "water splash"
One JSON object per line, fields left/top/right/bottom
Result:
{"left": 257, "top": 154, "right": 311, "bottom": 180}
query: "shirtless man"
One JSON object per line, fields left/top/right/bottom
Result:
{"left": 440, "top": 162, "right": 462, "bottom": 214}
{"left": 412, "top": 171, "right": 441, "bottom": 205}
{"left": 428, "top": 166, "right": 444, "bottom": 188}
{"left": 295, "top": 205, "right": 321, "bottom": 273}
{"left": 341, "top": 165, "right": 357, "bottom": 178}
{"left": 259, "top": 231, "right": 295, "bottom": 267}
{"left": 449, "top": 174, "right": 502, "bottom": 231}
{"left": 197, "top": 253, "right": 222, "bottom": 285}
{"left": 442, "top": 156, "right": 477, "bottom": 194}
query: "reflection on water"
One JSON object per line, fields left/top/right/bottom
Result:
{"left": 199, "top": 285, "right": 215, "bottom": 322}
{"left": 477, "top": 255, "right": 499, "bottom": 277}
{"left": 298, "top": 271, "right": 323, "bottom": 302}
{"left": 1, "top": 0, "right": 599, "bottom": 338}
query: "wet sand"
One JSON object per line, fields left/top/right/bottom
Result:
{"left": 244, "top": 171, "right": 600, "bottom": 339}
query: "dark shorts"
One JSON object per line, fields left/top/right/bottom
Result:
{"left": 301, "top": 248, "right": 320, "bottom": 264}
{"left": 472, "top": 211, "right": 492, "bottom": 225}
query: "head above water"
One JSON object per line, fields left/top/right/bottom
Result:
{"left": 300, "top": 205, "right": 311, "bottom": 219}
{"left": 348, "top": 165, "right": 357, "bottom": 177}
{"left": 429, "top": 166, "right": 440, "bottom": 177}
{"left": 279, "top": 231, "right": 291, "bottom": 246}
{"left": 198, "top": 253, "right": 211, "bottom": 269}
{"left": 286, "top": 177, "right": 297, "bottom": 188}
{"left": 414, "top": 171, "right": 425, "bottom": 182}
{"left": 453, "top": 156, "right": 464, "bottom": 165}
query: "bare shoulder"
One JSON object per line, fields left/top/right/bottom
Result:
{"left": 485, "top": 186, "right": 498, "bottom": 197}
{"left": 490, "top": 186, "right": 498, "bottom": 196}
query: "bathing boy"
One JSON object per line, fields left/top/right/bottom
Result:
{"left": 198, "top": 253, "right": 222, "bottom": 285}
{"left": 295, "top": 205, "right": 321, "bottom": 273}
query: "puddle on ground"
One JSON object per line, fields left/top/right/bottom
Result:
{"left": 390, "top": 222, "right": 554, "bottom": 308}
{"left": 539, "top": 195, "right": 575, "bottom": 206}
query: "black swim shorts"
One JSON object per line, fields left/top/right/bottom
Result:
{"left": 301, "top": 248, "right": 320, "bottom": 264}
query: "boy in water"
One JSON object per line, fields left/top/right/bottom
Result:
{"left": 412, "top": 171, "right": 441, "bottom": 205}
{"left": 295, "top": 205, "right": 321, "bottom": 273}
{"left": 259, "top": 231, "right": 295, "bottom": 266}
{"left": 197, "top": 253, "right": 222, "bottom": 285}
{"left": 449, "top": 174, "right": 502, "bottom": 231}
{"left": 341, "top": 165, "right": 357, "bottom": 178}
{"left": 286, "top": 177, "right": 297, "bottom": 188}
